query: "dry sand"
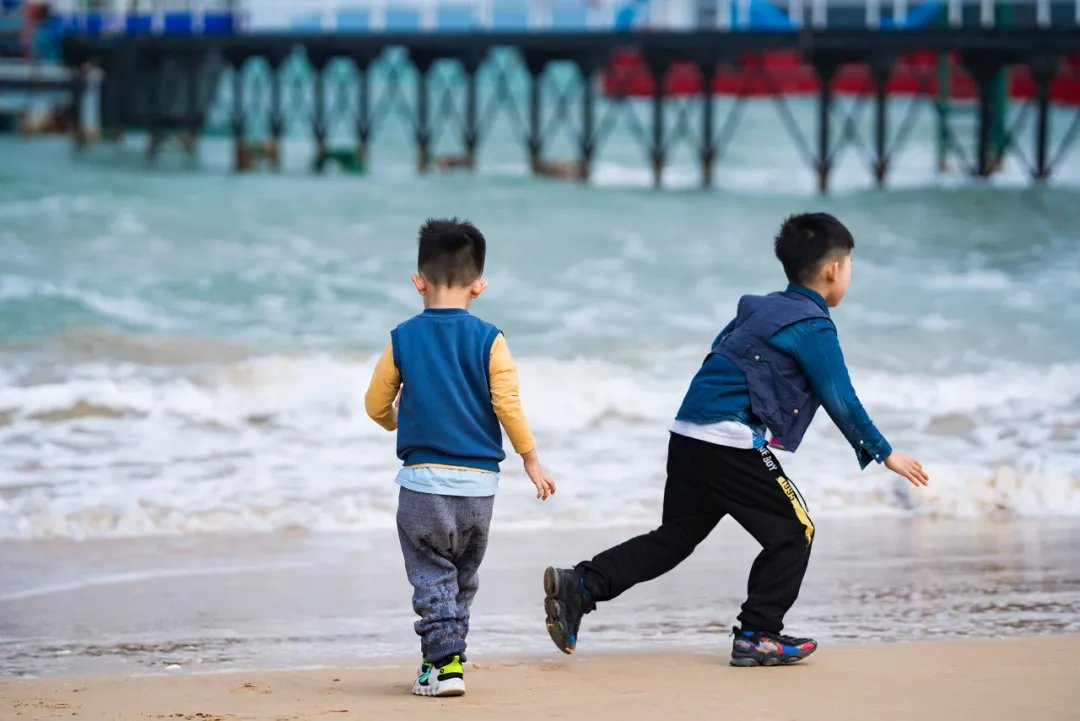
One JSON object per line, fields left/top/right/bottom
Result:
{"left": 3, "top": 636, "right": 1079, "bottom": 721}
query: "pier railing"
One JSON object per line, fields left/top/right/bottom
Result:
{"left": 47, "top": 0, "right": 1080, "bottom": 34}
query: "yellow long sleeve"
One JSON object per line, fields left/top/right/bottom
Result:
{"left": 488, "top": 334, "right": 536, "bottom": 455}
{"left": 364, "top": 342, "right": 400, "bottom": 431}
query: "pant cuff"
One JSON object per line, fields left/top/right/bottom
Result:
{"left": 573, "top": 563, "right": 606, "bottom": 611}
{"left": 423, "top": 642, "right": 466, "bottom": 665}
{"left": 736, "top": 615, "right": 782, "bottom": 634}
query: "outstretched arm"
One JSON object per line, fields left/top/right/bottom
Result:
{"left": 786, "top": 322, "right": 929, "bottom": 486}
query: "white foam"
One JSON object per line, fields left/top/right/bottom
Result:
{"left": 0, "top": 349, "right": 1077, "bottom": 541}
{"left": 856, "top": 363, "right": 1080, "bottom": 415}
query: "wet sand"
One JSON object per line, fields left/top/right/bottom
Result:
{"left": 2, "top": 519, "right": 1079, "bottom": 677}
{"left": 2, "top": 636, "right": 1079, "bottom": 721}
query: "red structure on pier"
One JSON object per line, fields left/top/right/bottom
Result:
{"left": 604, "top": 50, "right": 1080, "bottom": 103}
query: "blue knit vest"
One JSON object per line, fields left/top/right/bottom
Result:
{"left": 391, "top": 308, "right": 505, "bottom": 472}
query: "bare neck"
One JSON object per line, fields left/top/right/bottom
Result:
{"left": 422, "top": 286, "right": 473, "bottom": 310}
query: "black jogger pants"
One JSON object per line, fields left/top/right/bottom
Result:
{"left": 576, "top": 432, "right": 815, "bottom": 633}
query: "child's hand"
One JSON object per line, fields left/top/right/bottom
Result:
{"left": 884, "top": 451, "right": 930, "bottom": 487}
{"left": 522, "top": 450, "right": 556, "bottom": 501}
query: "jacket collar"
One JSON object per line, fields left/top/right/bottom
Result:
{"left": 422, "top": 308, "right": 470, "bottom": 316}
{"left": 786, "top": 283, "right": 830, "bottom": 315}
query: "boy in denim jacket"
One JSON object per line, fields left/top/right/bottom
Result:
{"left": 544, "top": 213, "right": 928, "bottom": 666}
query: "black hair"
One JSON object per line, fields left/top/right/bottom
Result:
{"left": 417, "top": 217, "right": 486, "bottom": 287}
{"left": 773, "top": 212, "right": 855, "bottom": 285}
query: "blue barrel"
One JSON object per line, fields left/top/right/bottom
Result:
{"left": 86, "top": 11, "right": 107, "bottom": 35}
{"left": 202, "top": 12, "right": 234, "bottom": 34}
{"left": 163, "top": 11, "right": 193, "bottom": 34}
{"left": 125, "top": 14, "right": 153, "bottom": 34}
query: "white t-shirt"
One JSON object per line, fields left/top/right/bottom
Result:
{"left": 669, "top": 419, "right": 757, "bottom": 449}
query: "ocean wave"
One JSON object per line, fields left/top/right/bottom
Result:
{"left": 854, "top": 363, "right": 1080, "bottom": 416}
{"left": 0, "top": 276, "right": 169, "bottom": 330}
{"left": 0, "top": 194, "right": 95, "bottom": 221}
{"left": 50, "top": 326, "right": 255, "bottom": 366}
{"left": 3, "top": 350, "right": 1078, "bottom": 438}
{"left": 1, "top": 464, "right": 1077, "bottom": 541}
{"left": 0, "top": 353, "right": 367, "bottom": 425}
{"left": 0, "top": 349, "right": 1077, "bottom": 540}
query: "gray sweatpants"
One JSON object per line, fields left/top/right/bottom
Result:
{"left": 396, "top": 486, "right": 495, "bottom": 664}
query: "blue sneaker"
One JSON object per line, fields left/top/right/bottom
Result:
{"left": 543, "top": 567, "right": 587, "bottom": 655}
{"left": 730, "top": 627, "right": 818, "bottom": 666}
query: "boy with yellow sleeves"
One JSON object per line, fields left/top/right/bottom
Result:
{"left": 365, "top": 218, "right": 555, "bottom": 697}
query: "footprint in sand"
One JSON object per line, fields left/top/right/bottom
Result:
{"left": 14, "top": 700, "right": 73, "bottom": 710}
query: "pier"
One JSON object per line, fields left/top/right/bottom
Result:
{"left": 53, "top": 0, "right": 1080, "bottom": 191}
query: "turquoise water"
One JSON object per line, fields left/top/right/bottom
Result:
{"left": 1, "top": 117, "right": 1079, "bottom": 540}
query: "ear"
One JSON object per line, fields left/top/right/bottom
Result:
{"left": 470, "top": 278, "right": 489, "bottom": 299}
{"left": 821, "top": 260, "right": 839, "bottom": 284}
{"left": 411, "top": 274, "right": 426, "bottom": 295}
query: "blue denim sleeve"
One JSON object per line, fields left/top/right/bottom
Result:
{"left": 772, "top": 319, "right": 893, "bottom": 469}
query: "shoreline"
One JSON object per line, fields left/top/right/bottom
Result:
{"left": 2, "top": 636, "right": 1078, "bottom": 721}
{"left": 0, "top": 629, "right": 1072, "bottom": 681}
{"left": 3, "top": 519, "right": 1080, "bottom": 678}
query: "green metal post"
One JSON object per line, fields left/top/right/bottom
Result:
{"left": 936, "top": 52, "right": 950, "bottom": 172}
{"left": 988, "top": 3, "right": 1013, "bottom": 170}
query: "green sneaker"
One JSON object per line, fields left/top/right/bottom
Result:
{"left": 411, "top": 654, "right": 466, "bottom": 697}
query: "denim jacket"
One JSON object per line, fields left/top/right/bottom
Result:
{"left": 675, "top": 284, "right": 892, "bottom": 469}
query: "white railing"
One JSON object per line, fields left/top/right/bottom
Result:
{"left": 250, "top": 0, "right": 1080, "bottom": 31}
{"left": 46, "top": 0, "right": 1080, "bottom": 33}
{"left": 50, "top": 0, "right": 237, "bottom": 34}
{"left": 766, "top": 0, "right": 1079, "bottom": 29}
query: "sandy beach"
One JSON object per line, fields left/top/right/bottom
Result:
{"left": 3, "top": 636, "right": 1079, "bottom": 721}
{"left": 5, "top": 521, "right": 1080, "bottom": 719}
{"left": 3, "top": 519, "right": 1080, "bottom": 679}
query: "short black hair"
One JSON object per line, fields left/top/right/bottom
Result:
{"left": 774, "top": 212, "right": 855, "bottom": 285}
{"left": 417, "top": 218, "right": 486, "bottom": 287}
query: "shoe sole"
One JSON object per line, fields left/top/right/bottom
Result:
{"left": 730, "top": 646, "right": 817, "bottom": 667}
{"left": 412, "top": 678, "right": 466, "bottom": 697}
{"left": 543, "top": 566, "right": 575, "bottom": 656}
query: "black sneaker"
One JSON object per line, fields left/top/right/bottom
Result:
{"left": 543, "top": 567, "right": 587, "bottom": 655}
{"left": 730, "top": 627, "right": 818, "bottom": 666}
